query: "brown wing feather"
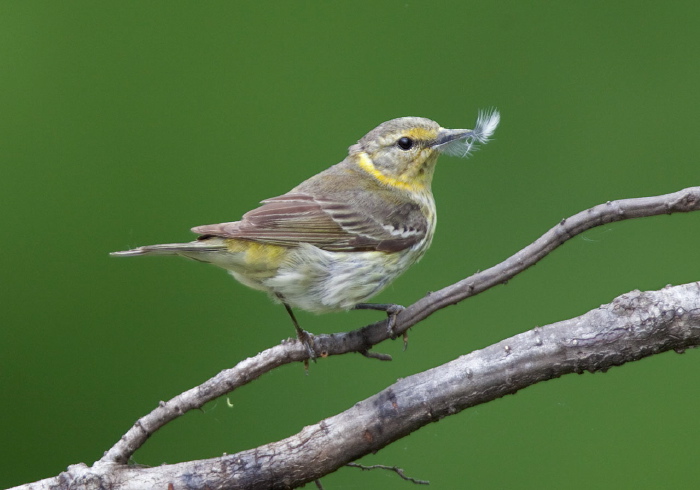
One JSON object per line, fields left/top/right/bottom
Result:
{"left": 191, "top": 192, "right": 426, "bottom": 252}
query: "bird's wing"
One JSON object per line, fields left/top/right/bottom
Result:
{"left": 191, "top": 193, "right": 427, "bottom": 253}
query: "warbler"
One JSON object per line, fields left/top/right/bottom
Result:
{"left": 112, "top": 110, "right": 500, "bottom": 348}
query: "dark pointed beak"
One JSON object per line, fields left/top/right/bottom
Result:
{"left": 431, "top": 128, "right": 473, "bottom": 148}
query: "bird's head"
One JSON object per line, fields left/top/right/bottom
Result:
{"left": 349, "top": 109, "right": 500, "bottom": 192}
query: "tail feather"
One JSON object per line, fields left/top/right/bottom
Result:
{"left": 111, "top": 240, "right": 226, "bottom": 257}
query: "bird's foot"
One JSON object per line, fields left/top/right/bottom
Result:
{"left": 353, "top": 303, "right": 405, "bottom": 339}
{"left": 295, "top": 327, "right": 318, "bottom": 362}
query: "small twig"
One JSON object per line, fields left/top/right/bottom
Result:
{"left": 390, "top": 186, "right": 700, "bottom": 334}
{"left": 347, "top": 463, "right": 430, "bottom": 485}
{"left": 360, "top": 350, "right": 393, "bottom": 361}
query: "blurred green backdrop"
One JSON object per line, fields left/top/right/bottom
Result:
{"left": 2, "top": 1, "right": 699, "bottom": 488}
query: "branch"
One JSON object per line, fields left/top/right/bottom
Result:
{"left": 15, "top": 282, "right": 700, "bottom": 490}
{"left": 8, "top": 187, "right": 700, "bottom": 489}
{"left": 401, "top": 186, "right": 700, "bottom": 328}
{"left": 98, "top": 186, "right": 700, "bottom": 466}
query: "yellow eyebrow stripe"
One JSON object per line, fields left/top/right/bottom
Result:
{"left": 357, "top": 152, "right": 414, "bottom": 191}
{"left": 405, "top": 127, "right": 436, "bottom": 140}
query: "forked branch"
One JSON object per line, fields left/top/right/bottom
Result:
{"left": 99, "top": 186, "right": 700, "bottom": 467}
{"left": 11, "top": 187, "right": 700, "bottom": 490}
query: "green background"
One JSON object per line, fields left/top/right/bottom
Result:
{"left": 2, "top": 1, "right": 699, "bottom": 488}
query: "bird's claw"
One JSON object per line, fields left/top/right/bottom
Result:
{"left": 353, "top": 302, "right": 405, "bottom": 339}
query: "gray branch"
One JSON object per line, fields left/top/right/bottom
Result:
{"left": 9, "top": 187, "right": 700, "bottom": 490}
{"left": 98, "top": 186, "right": 700, "bottom": 467}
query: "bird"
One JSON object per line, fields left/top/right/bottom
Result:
{"left": 112, "top": 109, "right": 500, "bottom": 353}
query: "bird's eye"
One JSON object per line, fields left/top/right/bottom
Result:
{"left": 397, "top": 137, "right": 413, "bottom": 150}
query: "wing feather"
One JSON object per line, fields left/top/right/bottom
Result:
{"left": 191, "top": 192, "right": 427, "bottom": 253}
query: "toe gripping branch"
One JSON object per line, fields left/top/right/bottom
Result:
{"left": 354, "top": 303, "right": 405, "bottom": 338}
{"left": 279, "top": 295, "right": 406, "bottom": 363}
{"left": 355, "top": 303, "right": 409, "bottom": 355}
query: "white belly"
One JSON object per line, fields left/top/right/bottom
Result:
{"left": 260, "top": 239, "right": 431, "bottom": 312}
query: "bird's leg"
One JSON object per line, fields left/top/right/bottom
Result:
{"left": 278, "top": 295, "right": 316, "bottom": 359}
{"left": 353, "top": 303, "right": 405, "bottom": 340}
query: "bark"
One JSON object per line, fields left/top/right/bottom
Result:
{"left": 9, "top": 187, "right": 700, "bottom": 490}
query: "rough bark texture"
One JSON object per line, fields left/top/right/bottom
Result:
{"left": 9, "top": 187, "right": 700, "bottom": 490}
{"left": 13, "top": 283, "right": 700, "bottom": 490}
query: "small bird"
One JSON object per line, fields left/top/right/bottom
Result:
{"left": 112, "top": 110, "right": 500, "bottom": 351}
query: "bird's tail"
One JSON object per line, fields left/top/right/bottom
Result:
{"left": 111, "top": 240, "right": 227, "bottom": 257}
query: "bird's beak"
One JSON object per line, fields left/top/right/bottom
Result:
{"left": 431, "top": 109, "right": 500, "bottom": 158}
{"left": 430, "top": 128, "right": 481, "bottom": 158}
{"left": 431, "top": 128, "right": 473, "bottom": 149}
